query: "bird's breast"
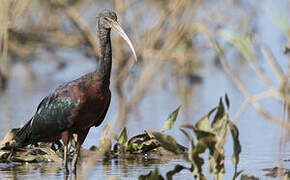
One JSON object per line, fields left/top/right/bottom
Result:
{"left": 71, "top": 89, "right": 110, "bottom": 130}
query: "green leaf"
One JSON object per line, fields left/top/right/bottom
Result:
{"left": 228, "top": 121, "right": 241, "bottom": 169}
{"left": 125, "top": 143, "right": 138, "bottom": 153}
{"left": 195, "top": 107, "right": 217, "bottom": 132}
{"left": 180, "top": 129, "right": 195, "bottom": 161}
{"left": 218, "top": 30, "right": 253, "bottom": 62}
{"left": 194, "top": 129, "right": 217, "bottom": 153}
{"left": 166, "top": 165, "right": 187, "bottom": 180}
{"left": 225, "top": 94, "right": 230, "bottom": 109}
{"left": 181, "top": 125, "right": 216, "bottom": 143}
{"left": 190, "top": 144, "right": 206, "bottom": 180}
{"left": 240, "top": 174, "right": 259, "bottom": 180}
{"left": 211, "top": 98, "right": 228, "bottom": 138}
{"left": 275, "top": 5, "right": 290, "bottom": 37}
{"left": 232, "top": 170, "right": 244, "bottom": 180}
{"left": 0, "top": 150, "right": 10, "bottom": 160}
{"left": 138, "top": 139, "right": 159, "bottom": 153}
{"left": 118, "top": 127, "right": 128, "bottom": 145}
{"left": 181, "top": 124, "right": 216, "bottom": 156}
{"left": 180, "top": 124, "right": 216, "bottom": 141}
{"left": 194, "top": 143, "right": 207, "bottom": 155}
{"left": 181, "top": 124, "right": 222, "bottom": 174}
{"left": 161, "top": 105, "right": 181, "bottom": 132}
{"left": 151, "top": 132, "right": 183, "bottom": 154}
{"left": 211, "top": 98, "right": 225, "bottom": 129}
{"left": 266, "top": 3, "right": 290, "bottom": 37}
{"left": 180, "top": 128, "right": 206, "bottom": 178}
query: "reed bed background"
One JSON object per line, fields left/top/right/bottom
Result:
{"left": 0, "top": 0, "right": 288, "bottom": 130}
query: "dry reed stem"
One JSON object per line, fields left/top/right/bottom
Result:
{"left": 65, "top": 6, "right": 99, "bottom": 58}
{"left": 205, "top": 33, "right": 290, "bottom": 130}
{"left": 262, "top": 46, "right": 286, "bottom": 86}
{"left": 0, "top": 0, "right": 9, "bottom": 87}
{"left": 0, "top": 92, "right": 11, "bottom": 135}
{"left": 10, "top": 0, "right": 31, "bottom": 18}
{"left": 232, "top": 89, "right": 286, "bottom": 123}
{"left": 247, "top": 52, "right": 278, "bottom": 92}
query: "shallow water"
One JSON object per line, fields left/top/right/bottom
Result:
{"left": 0, "top": 0, "right": 289, "bottom": 179}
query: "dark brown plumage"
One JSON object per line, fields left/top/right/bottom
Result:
{"left": 13, "top": 9, "right": 136, "bottom": 173}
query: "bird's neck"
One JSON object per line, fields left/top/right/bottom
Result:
{"left": 95, "top": 28, "right": 112, "bottom": 88}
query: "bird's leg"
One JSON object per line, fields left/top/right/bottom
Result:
{"left": 63, "top": 144, "right": 69, "bottom": 174}
{"left": 71, "top": 133, "right": 80, "bottom": 174}
{"left": 71, "top": 129, "right": 89, "bottom": 174}
{"left": 61, "top": 131, "right": 70, "bottom": 174}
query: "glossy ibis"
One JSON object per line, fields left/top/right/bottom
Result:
{"left": 13, "top": 9, "right": 137, "bottom": 173}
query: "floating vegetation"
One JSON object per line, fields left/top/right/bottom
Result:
{"left": 0, "top": 128, "right": 62, "bottom": 163}
{"left": 262, "top": 167, "right": 290, "bottom": 178}
{"left": 112, "top": 105, "right": 186, "bottom": 157}
{"left": 240, "top": 174, "right": 260, "bottom": 180}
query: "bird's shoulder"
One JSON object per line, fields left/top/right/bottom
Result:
{"left": 35, "top": 93, "right": 81, "bottom": 116}
{"left": 41, "top": 72, "right": 106, "bottom": 110}
{"left": 53, "top": 75, "right": 92, "bottom": 100}
{"left": 36, "top": 77, "right": 88, "bottom": 113}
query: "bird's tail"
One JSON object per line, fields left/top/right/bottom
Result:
{"left": 13, "top": 118, "right": 33, "bottom": 148}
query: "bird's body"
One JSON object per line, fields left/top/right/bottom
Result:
{"left": 13, "top": 9, "right": 137, "bottom": 173}
{"left": 15, "top": 72, "right": 111, "bottom": 147}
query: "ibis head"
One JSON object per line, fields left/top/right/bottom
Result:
{"left": 97, "top": 9, "right": 137, "bottom": 61}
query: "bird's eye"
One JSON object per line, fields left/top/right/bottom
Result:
{"left": 104, "top": 17, "right": 110, "bottom": 21}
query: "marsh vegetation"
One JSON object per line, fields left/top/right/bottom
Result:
{"left": 0, "top": 0, "right": 289, "bottom": 179}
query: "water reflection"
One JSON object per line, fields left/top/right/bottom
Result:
{"left": 0, "top": 163, "right": 63, "bottom": 179}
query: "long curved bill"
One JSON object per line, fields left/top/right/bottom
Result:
{"left": 110, "top": 19, "right": 137, "bottom": 61}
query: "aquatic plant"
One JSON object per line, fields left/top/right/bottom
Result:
{"left": 138, "top": 95, "right": 242, "bottom": 180}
